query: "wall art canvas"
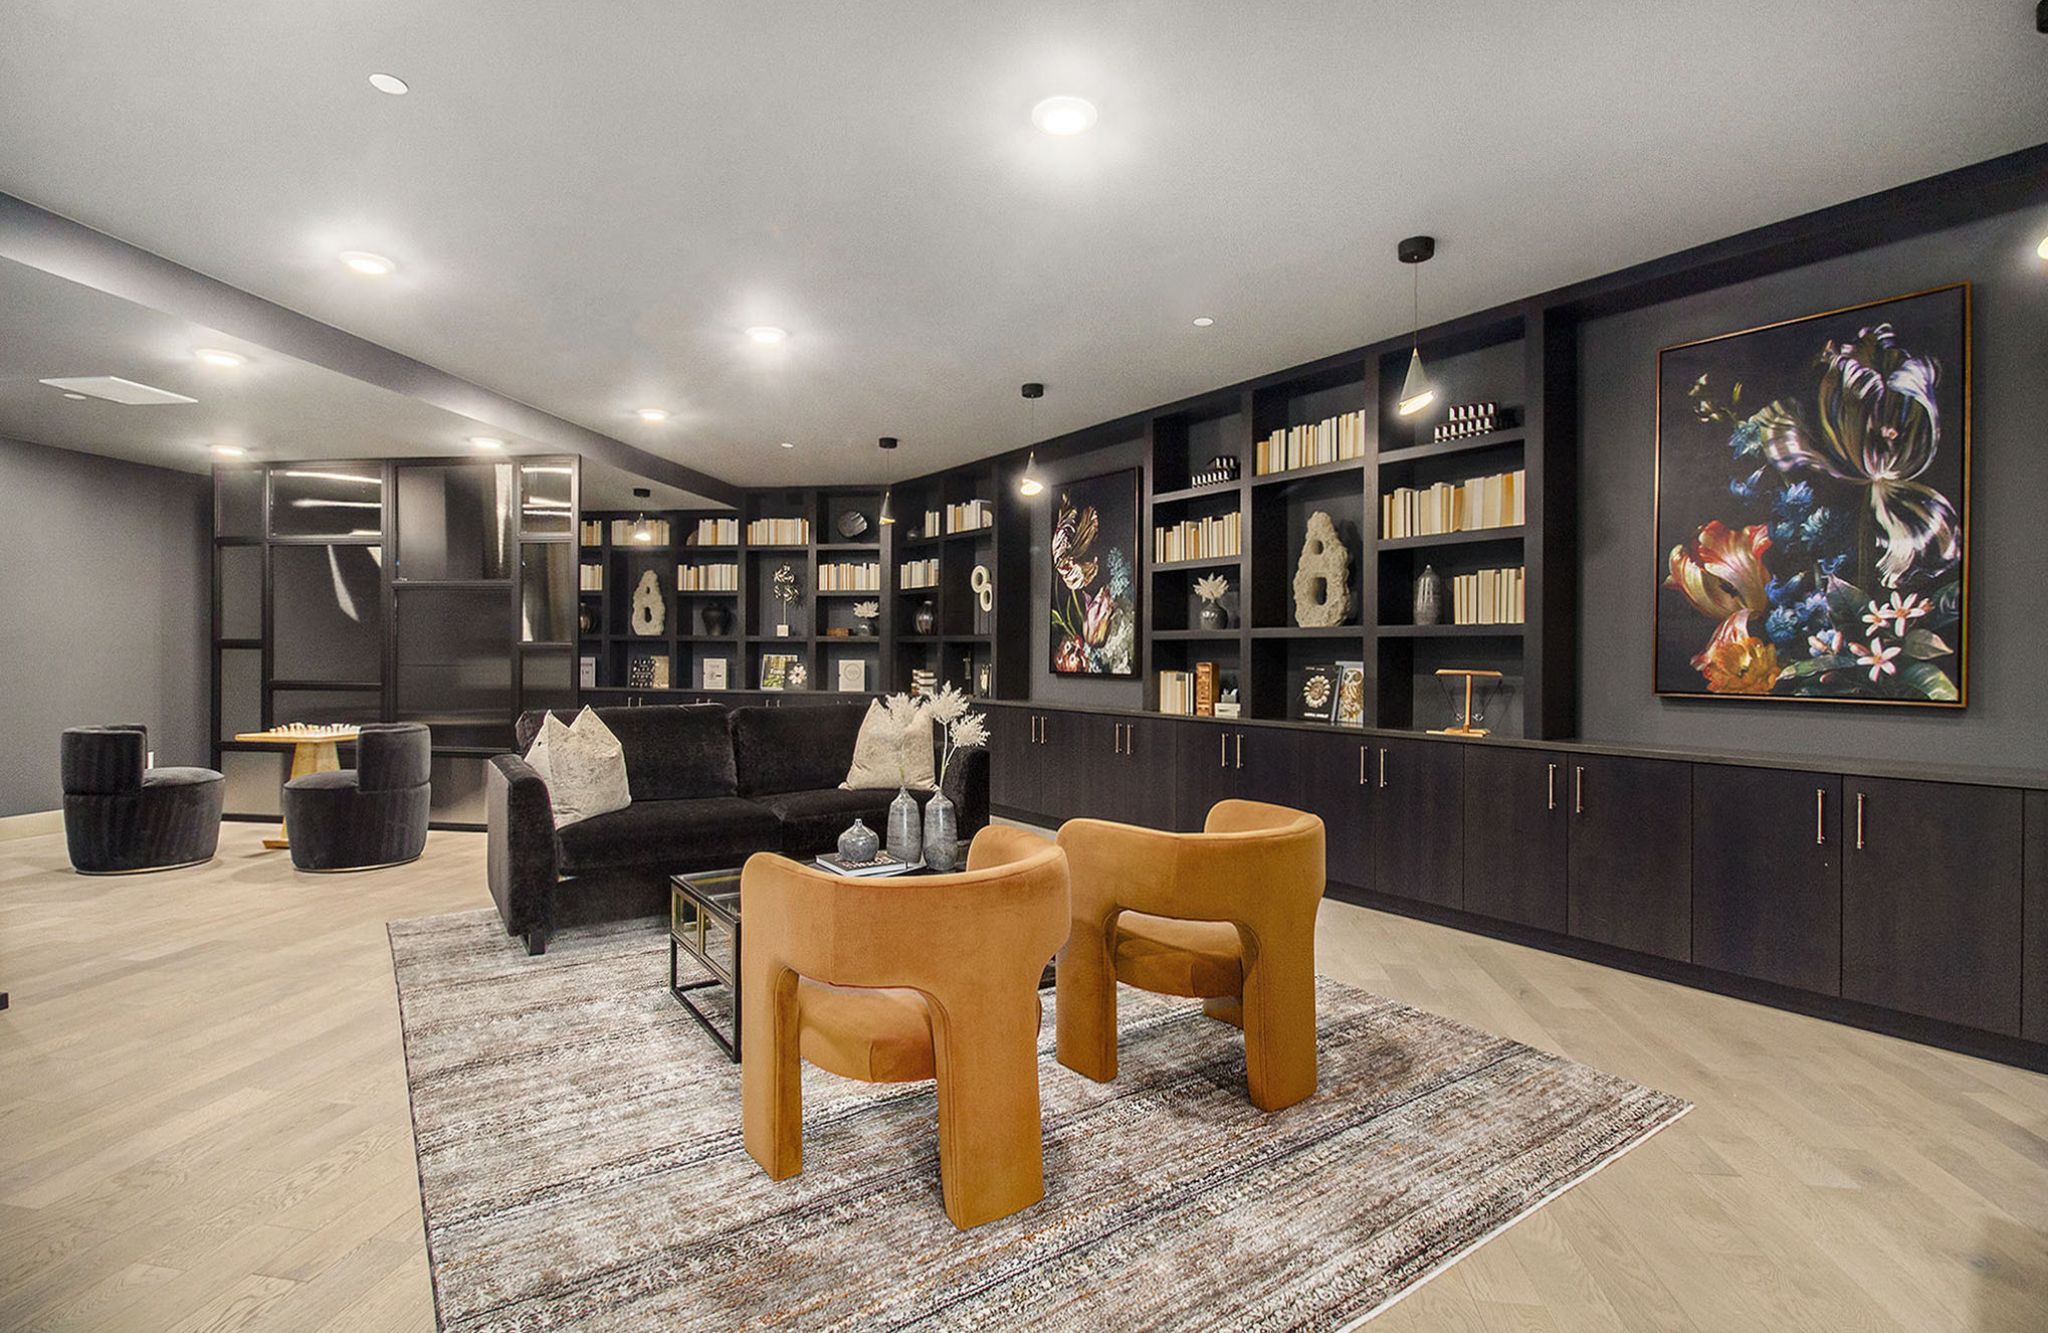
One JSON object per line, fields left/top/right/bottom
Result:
{"left": 1050, "top": 469, "right": 1140, "bottom": 676}
{"left": 1654, "top": 284, "right": 1968, "bottom": 706}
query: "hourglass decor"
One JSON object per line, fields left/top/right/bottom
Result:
{"left": 1430, "top": 668, "right": 1503, "bottom": 737}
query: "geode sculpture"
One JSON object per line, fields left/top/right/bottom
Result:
{"left": 1292, "top": 510, "right": 1352, "bottom": 627}
{"left": 630, "top": 568, "right": 666, "bottom": 636}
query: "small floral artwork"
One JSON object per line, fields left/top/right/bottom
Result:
{"left": 1050, "top": 471, "right": 1140, "bottom": 676}
{"left": 1654, "top": 285, "right": 1968, "bottom": 705}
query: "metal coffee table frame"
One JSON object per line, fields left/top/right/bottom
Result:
{"left": 669, "top": 869, "right": 743, "bottom": 1062}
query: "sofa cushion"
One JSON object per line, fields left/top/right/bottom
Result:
{"left": 731, "top": 703, "right": 867, "bottom": 797}
{"left": 517, "top": 705, "right": 737, "bottom": 801}
{"left": 524, "top": 709, "right": 632, "bottom": 828}
{"left": 553, "top": 796, "right": 778, "bottom": 877}
{"left": 751, "top": 786, "right": 942, "bottom": 860}
{"left": 840, "top": 697, "right": 936, "bottom": 792}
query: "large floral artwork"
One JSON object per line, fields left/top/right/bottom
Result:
{"left": 1050, "top": 470, "right": 1139, "bottom": 676}
{"left": 1654, "top": 285, "right": 1969, "bottom": 706}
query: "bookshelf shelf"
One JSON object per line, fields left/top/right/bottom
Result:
{"left": 1153, "top": 629, "right": 1239, "bottom": 642}
{"left": 1377, "top": 623, "right": 1527, "bottom": 638}
{"left": 1151, "top": 554, "right": 1245, "bottom": 573}
{"left": 1150, "top": 480, "right": 1244, "bottom": 505}
{"left": 1377, "top": 428, "right": 1525, "bottom": 467}
{"left": 1247, "top": 625, "right": 1365, "bottom": 639}
{"left": 1249, "top": 458, "right": 1365, "bottom": 488}
{"left": 1378, "top": 525, "right": 1526, "bottom": 552}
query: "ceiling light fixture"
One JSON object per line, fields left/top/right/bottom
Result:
{"left": 281, "top": 469, "right": 380, "bottom": 484}
{"left": 194, "top": 348, "right": 246, "bottom": 368}
{"left": 746, "top": 325, "right": 788, "bottom": 344}
{"left": 1018, "top": 382, "right": 1046, "bottom": 498}
{"left": 1396, "top": 235, "right": 1438, "bottom": 418}
{"left": 1031, "top": 95, "right": 1098, "bottom": 136}
{"left": 778, "top": 440, "right": 795, "bottom": 449}
{"left": 2038, "top": 232, "right": 2048, "bottom": 259}
{"left": 339, "top": 250, "right": 396, "bottom": 276}
{"left": 368, "top": 73, "right": 409, "bottom": 95}
{"left": 210, "top": 444, "right": 247, "bottom": 458}
{"left": 470, "top": 436, "right": 505, "bottom": 450}
{"left": 879, "top": 488, "right": 895, "bottom": 526}
{"left": 636, "top": 407, "right": 670, "bottom": 423}
{"left": 62, "top": 392, "right": 86, "bottom": 400}
{"left": 630, "top": 487, "right": 655, "bottom": 543}
{"left": 1192, "top": 316, "right": 1215, "bottom": 327}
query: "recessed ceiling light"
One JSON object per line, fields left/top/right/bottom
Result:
{"left": 1192, "top": 316, "right": 1215, "bottom": 327}
{"left": 2038, "top": 233, "right": 2048, "bottom": 259}
{"left": 194, "top": 348, "right": 246, "bottom": 367}
{"left": 470, "top": 436, "right": 505, "bottom": 450}
{"left": 210, "top": 444, "right": 247, "bottom": 458}
{"left": 746, "top": 325, "right": 788, "bottom": 344}
{"left": 339, "top": 250, "right": 396, "bottom": 276}
{"left": 40, "top": 376, "right": 197, "bottom": 404}
{"left": 62, "top": 392, "right": 86, "bottom": 400}
{"left": 1031, "top": 96, "right": 1098, "bottom": 136}
{"left": 778, "top": 440, "right": 795, "bottom": 449}
{"left": 636, "top": 407, "right": 670, "bottom": 423}
{"left": 368, "top": 73, "right": 409, "bottom": 96}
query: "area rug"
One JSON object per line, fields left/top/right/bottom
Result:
{"left": 389, "top": 910, "right": 1689, "bottom": 1331}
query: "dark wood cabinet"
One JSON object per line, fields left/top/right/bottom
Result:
{"left": 1691, "top": 766, "right": 1841, "bottom": 994}
{"left": 1174, "top": 724, "right": 1296, "bottom": 832}
{"left": 1293, "top": 731, "right": 1374, "bottom": 895}
{"left": 1566, "top": 755, "right": 1692, "bottom": 961}
{"left": 987, "top": 706, "right": 1041, "bottom": 815}
{"left": 1463, "top": 746, "right": 1567, "bottom": 932}
{"left": 1062, "top": 713, "right": 1176, "bottom": 829}
{"left": 1842, "top": 777, "right": 2023, "bottom": 1036}
{"left": 2026, "top": 791, "right": 2047, "bottom": 1044}
{"left": 1368, "top": 737, "right": 1464, "bottom": 909}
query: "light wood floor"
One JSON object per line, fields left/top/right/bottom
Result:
{"left": 2, "top": 821, "right": 2044, "bottom": 1331}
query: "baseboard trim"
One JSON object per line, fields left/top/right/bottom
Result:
{"left": 0, "top": 809, "right": 64, "bottom": 841}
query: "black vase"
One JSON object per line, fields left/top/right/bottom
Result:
{"left": 913, "top": 602, "right": 936, "bottom": 635}
{"left": 702, "top": 602, "right": 735, "bottom": 636}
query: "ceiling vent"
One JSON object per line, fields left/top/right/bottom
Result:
{"left": 38, "top": 376, "right": 198, "bottom": 405}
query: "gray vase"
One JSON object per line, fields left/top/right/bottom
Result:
{"left": 837, "top": 818, "right": 879, "bottom": 863}
{"left": 886, "top": 786, "right": 922, "bottom": 863}
{"left": 1414, "top": 564, "right": 1445, "bottom": 626}
{"left": 922, "top": 790, "right": 959, "bottom": 872}
{"left": 1199, "top": 602, "right": 1230, "bottom": 631}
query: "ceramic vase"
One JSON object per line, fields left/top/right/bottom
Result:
{"left": 886, "top": 786, "right": 922, "bottom": 863}
{"left": 837, "top": 818, "right": 879, "bottom": 863}
{"left": 1199, "top": 602, "right": 1230, "bottom": 631}
{"left": 1414, "top": 565, "right": 1445, "bottom": 626}
{"left": 922, "top": 790, "right": 959, "bottom": 872}
{"left": 701, "top": 602, "right": 734, "bottom": 636}
{"left": 913, "top": 602, "right": 937, "bottom": 636}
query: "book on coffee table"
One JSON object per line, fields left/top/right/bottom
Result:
{"left": 813, "top": 850, "right": 920, "bottom": 878}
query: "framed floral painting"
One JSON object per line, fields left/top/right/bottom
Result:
{"left": 1050, "top": 469, "right": 1140, "bottom": 676}
{"left": 1654, "top": 284, "right": 1969, "bottom": 706}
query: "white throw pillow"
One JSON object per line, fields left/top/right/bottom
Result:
{"left": 841, "top": 696, "right": 936, "bottom": 792}
{"left": 523, "top": 708, "right": 632, "bottom": 828}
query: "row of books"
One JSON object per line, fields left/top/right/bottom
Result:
{"left": 1255, "top": 409, "right": 1368, "bottom": 476}
{"left": 578, "top": 563, "right": 604, "bottom": 591}
{"left": 1451, "top": 566, "right": 1526, "bottom": 625}
{"left": 1430, "top": 401, "right": 1503, "bottom": 443}
{"left": 817, "top": 561, "right": 881, "bottom": 592}
{"left": 1158, "top": 662, "right": 1221, "bottom": 717}
{"left": 689, "top": 517, "right": 739, "bottom": 545}
{"left": 926, "top": 500, "right": 993, "bottom": 537}
{"left": 908, "top": 667, "right": 937, "bottom": 698}
{"left": 676, "top": 562, "right": 738, "bottom": 591}
{"left": 578, "top": 519, "right": 605, "bottom": 545}
{"left": 1381, "top": 469, "right": 1526, "bottom": 538}
{"left": 610, "top": 517, "right": 671, "bottom": 546}
{"left": 1153, "top": 512, "right": 1242, "bottom": 564}
{"left": 746, "top": 517, "right": 811, "bottom": 546}
{"left": 899, "top": 558, "right": 940, "bottom": 590}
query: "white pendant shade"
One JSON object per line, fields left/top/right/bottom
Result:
{"left": 1397, "top": 347, "right": 1436, "bottom": 417}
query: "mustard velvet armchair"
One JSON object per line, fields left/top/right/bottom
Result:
{"left": 1055, "top": 799, "right": 1326, "bottom": 1112}
{"left": 740, "top": 825, "right": 1070, "bottom": 1229}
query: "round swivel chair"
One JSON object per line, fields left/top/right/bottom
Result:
{"left": 61, "top": 725, "right": 223, "bottom": 874}
{"left": 282, "top": 722, "right": 433, "bottom": 871}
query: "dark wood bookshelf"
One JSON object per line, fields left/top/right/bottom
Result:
{"left": 1377, "top": 525, "right": 1526, "bottom": 552}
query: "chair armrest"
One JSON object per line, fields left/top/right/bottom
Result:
{"left": 486, "top": 754, "right": 558, "bottom": 941}
{"left": 943, "top": 746, "right": 991, "bottom": 839}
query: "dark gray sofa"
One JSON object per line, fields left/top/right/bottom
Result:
{"left": 486, "top": 702, "right": 989, "bottom": 954}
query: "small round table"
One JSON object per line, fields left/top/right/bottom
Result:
{"left": 233, "top": 727, "right": 360, "bottom": 849}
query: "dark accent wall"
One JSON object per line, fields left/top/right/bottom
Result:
{"left": 1028, "top": 436, "right": 1149, "bottom": 708}
{"left": 0, "top": 437, "right": 209, "bottom": 815}
{"left": 1577, "top": 206, "right": 2048, "bottom": 768}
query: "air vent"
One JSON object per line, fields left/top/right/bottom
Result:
{"left": 38, "top": 377, "right": 198, "bottom": 405}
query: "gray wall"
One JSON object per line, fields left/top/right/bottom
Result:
{"left": 0, "top": 437, "right": 209, "bottom": 815}
{"left": 1576, "top": 206, "right": 2048, "bottom": 770}
{"left": 1029, "top": 436, "right": 1149, "bottom": 709}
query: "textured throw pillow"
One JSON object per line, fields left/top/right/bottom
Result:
{"left": 523, "top": 708, "right": 632, "bottom": 828}
{"left": 841, "top": 696, "right": 936, "bottom": 791}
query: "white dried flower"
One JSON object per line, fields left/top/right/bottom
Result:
{"left": 853, "top": 600, "right": 880, "bottom": 619}
{"left": 926, "top": 682, "right": 969, "bottom": 726}
{"left": 1194, "top": 574, "right": 1229, "bottom": 605}
{"left": 948, "top": 713, "right": 988, "bottom": 751}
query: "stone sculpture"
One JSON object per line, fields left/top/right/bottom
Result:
{"left": 630, "top": 568, "right": 665, "bottom": 636}
{"left": 1292, "top": 510, "right": 1352, "bottom": 627}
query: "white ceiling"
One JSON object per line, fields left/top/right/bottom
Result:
{"left": 1, "top": 2, "right": 2042, "bottom": 489}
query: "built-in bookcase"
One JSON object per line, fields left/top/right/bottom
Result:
{"left": 886, "top": 460, "right": 1024, "bottom": 700}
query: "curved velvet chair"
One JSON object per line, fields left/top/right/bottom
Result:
{"left": 61, "top": 725, "right": 223, "bottom": 875}
{"left": 740, "top": 825, "right": 1069, "bottom": 1229}
{"left": 1055, "top": 799, "right": 1326, "bottom": 1111}
{"left": 282, "top": 723, "right": 432, "bottom": 872}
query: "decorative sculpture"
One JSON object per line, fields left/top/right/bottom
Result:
{"left": 630, "top": 569, "right": 665, "bottom": 636}
{"left": 971, "top": 564, "right": 995, "bottom": 613}
{"left": 1292, "top": 511, "right": 1352, "bottom": 627}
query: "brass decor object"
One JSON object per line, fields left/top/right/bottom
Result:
{"left": 1429, "top": 669, "right": 1502, "bottom": 737}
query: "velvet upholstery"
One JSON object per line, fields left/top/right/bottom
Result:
{"left": 282, "top": 723, "right": 431, "bottom": 871}
{"left": 553, "top": 797, "right": 780, "bottom": 875}
{"left": 487, "top": 753, "right": 558, "bottom": 951}
{"left": 741, "top": 825, "right": 1070, "bottom": 1229}
{"left": 731, "top": 704, "right": 868, "bottom": 796}
{"left": 61, "top": 726, "right": 223, "bottom": 874}
{"left": 515, "top": 705, "right": 735, "bottom": 801}
{"left": 1055, "top": 800, "right": 1326, "bottom": 1112}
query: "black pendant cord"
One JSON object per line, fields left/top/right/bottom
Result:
{"left": 1411, "top": 261, "right": 1422, "bottom": 352}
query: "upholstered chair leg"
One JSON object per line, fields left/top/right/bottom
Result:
{"left": 1201, "top": 995, "right": 1244, "bottom": 1028}
{"left": 742, "top": 967, "right": 805, "bottom": 1180}
{"left": 1238, "top": 930, "right": 1319, "bottom": 1112}
{"left": 1054, "top": 912, "right": 1121, "bottom": 1083}
{"left": 930, "top": 1007, "right": 1047, "bottom": 1229}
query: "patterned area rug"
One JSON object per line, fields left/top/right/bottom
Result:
{"left": 389, "top": 910, "right": 1689, "bottom": 1332}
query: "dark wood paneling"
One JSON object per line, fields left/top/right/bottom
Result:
{"left": 1174, "top": 724, "right": 1297, "bottom": 832}
{"left": 1843, "top": 777, "right": 2023, "bottom": 1037}
{"left": 1567, "top": 756, "right": 1692, "bottom": 961}
{"left": 1463, "top": 746, "right": 1567, "bottom": 932}
{"left": 1369, "top": 736, "right": 1464, "bottom": 910}
{"left": 1120, "top": 715, "right": 1178, "bottom": 830}
{"left": 2027, "top": 790, "right": 2047, "bottom": 1043}
{"left": 987, "top": 706, "right": 1040, "bottom": 814}
{"left": 1294, "top": 731, "right": 1374, "bottom": 894}
{"left": 1692, "top": 766, "right": 1841, "bottom": 994}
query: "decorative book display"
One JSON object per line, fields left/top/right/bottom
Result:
{"left": 1382, "top": 469, "right": 1525, "bottom": 537}
{"left": 1188, "top": 454, "right": 1240, "bottom": 488}
{"left": 1450, "top": 567, "right": 1526, "bottom": 625}
{"left": 1291, "top": 663, "right": 1338, "bottom": 722}
{"left": 759, "top": 653, "right": 802, "bottom": 690}
{"left": 1430, "top": 401, "right": 1507, "bottom": 442}
{"left": 701, "top": 658, "right": 729, "bottom": 690}
{"left": 627, "top": 654, "right": 670, "bottom": 689}
{"left": 1256, "top": 409, "right": 1367, "bottom": 476}
{"left": 814, "top": 849, "right": 917, "bottom": 878}
{"left": 837, "top": 659, "right": 868, "bottom": 692}
{"left": 1153, "top": 512, "right": 1242, "bottom": 563}
{"left": 745, "top": 516, "right": 810, "bottom": 546}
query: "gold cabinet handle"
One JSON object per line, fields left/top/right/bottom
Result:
{"left": 1359, "top": 745, "right": 1367, "bottom": 787}
{"left": 1219, "top": 732, "right": 1228, "bottom": 768}
{"left": 1815, "top": 788, "right": 1826, "bottom": 846}
{"left": 1574, "top": 765, "right": 1584, "bottom": 815}
{"left": 1234, "top": 733, "right": 1243, "bottom": 770}
{"left": 1855, "top": 791, "right": 1865, "bottom": 850}
{"left": 1547, "top": 762, "right": 1557, "bottom": 811}
{"left": 1377, "top": 748, "right": 1387, "bottom": 790}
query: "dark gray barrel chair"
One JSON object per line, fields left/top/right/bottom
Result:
{"left": 61, "top": 725, "right": 223, "bottom": 874}
{"left": 282, "top": 722, "right": 433, "bottom": 871}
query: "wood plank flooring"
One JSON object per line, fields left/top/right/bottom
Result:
{"left": 2, "top": 820, "right": 2044, "bottom": 1330}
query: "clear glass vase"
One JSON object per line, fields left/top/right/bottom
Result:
{"left": 886, "top": 786, "right": 922, "bottom": 864}
{"left": 922, "top": 790, "right": 959, "bottom": 872}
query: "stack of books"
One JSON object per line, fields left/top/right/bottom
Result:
{"left": 627, "top": 654, "right": 671, "bottom": 688}
{"left": 578, "top": 519, "right": 605, "bottom": 545}
{"left": 689, "top": 517, "right": 739, "bottom": 545}
{"left": 610, "top": 517, "right": 671, "bottom": 545}
{"left": 1255, "top": 409, "right": 1367, "bottom": 476}
{"left": 1158, "top": 662, "right": 1220, "bottom": 717}
{"left": 1451, "top": 566, "right": 1526, "bottom": 625}
{"left": 1189, "top": 455, "right": 1240, "bottom": 488}
{"left": 814, "top": 849, "right": 916, "bottom": 878}
{"left": 1431, "top": 402, "right": 1503, "bottom": 442}
{"left": 942, "top": 500, "right": 994, "bottom": 534}
{"left": 898, "top": 559, "right": 939, "bottom": 590}
{"left": 1153, "top": 512, "right": 1242, "bottom": 564}
{"left": 745, "top": 516, "right": 810, "bottom": 546}
{"left": 909, "top": 667, "right": 937, "bottom": 697}
{"left": 579, "top": 563, "right": 604, "bottom": 592}
{"left": 676, "top": 562, "right": 738, "bottom": 591}
{"left": 1381, "top": 469, "right": 1525, "bottom": 538}
{"left": 817, "top": 561, "right": 881, "bottom": 592}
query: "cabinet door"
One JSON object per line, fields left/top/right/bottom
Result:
{"left": 2026, "top": 790, "right": 2047, "bottom": 1043}
{"left": 987, "top": 707, "right": 1040, "bottom": 816}
{"left": 1567, "top": 756, "right": 1692, "bottom": 961}
{"left": 1120, "top": 716, "right": 1179, "bottom": 830}
{"left": 1175, "top": 722, "right": 1240, "bottom": 831}
{"left": 1463, "top": 746, "right": 1567, "bottom": 932}
{"left": 1033, "top": 711, "right": 1087, "bottom": 826}
{"left": 1692, "top": 766, "right": 1841, "bottom": 994}
{"left": 1368, "top": 737, "right": 1464, "bottom": 910}
{"left": 1061, "top": 712, "right": 1123, "bottom": 824}
{"left": 1842, "top": 777, "right": 2022, "bottom": 1036}
{"left": 1293, "top": 731, "right": 1373, "bottom": 895}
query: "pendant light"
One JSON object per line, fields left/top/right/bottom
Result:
{"left": 1396, "top": 235, "right": 1437, "bottom": 417}
{"left": 630, "top": 487, "right": 655, "bottom": 543}
{"left": 1018, "top": 382, "right": 1046, "bottom": 497}
{"left": 879, "top": 488, "right": 895, "bottom": 525}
